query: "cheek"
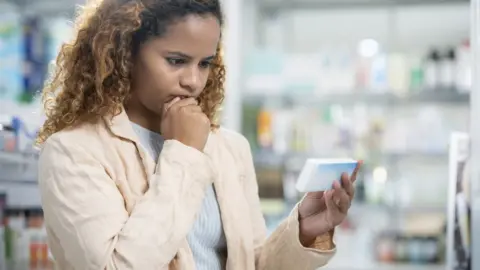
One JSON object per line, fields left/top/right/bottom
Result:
{"left": 138, "top": 65, "right": 176, "bottom": 111}
{"left": 137, "top": 85, "right": 168, "bottom": 114}
{"left": 199, "top": 70, "right": 211, "bottom": 90}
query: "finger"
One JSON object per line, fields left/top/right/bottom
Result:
{"left": 332, "top": 179, "right": 342, "bottom": 192}
{"left": 332, "top": 179, "right": 343, "bottom": 200}
{"left": 332, "top": 180, "right": 344, "bottom": 205}
{"left": 350, "top": 160, "right": 363, "bottom": 183}
{"left": 182, "top": 104, "right": 202, "bottom": 113}
{"left": 325, "top": 190, "right": 338, "bottom": 213}
{"left": 170, "top": 97, "right": 198, "bottom": 110}
{"left": 163, "top": 97, "right": 181, "bottom": 115}
{"left": 333, "top": 189, "right": 350, "bottom": 214}
{"left": 341, "top": 174, "right": 355, "bottom": 200}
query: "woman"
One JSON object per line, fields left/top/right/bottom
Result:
{"left": 37, "top": 0, "right": 361, "bottom": 269}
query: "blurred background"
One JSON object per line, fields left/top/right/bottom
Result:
{"left": 0, "top": 0, "right": 477, "bottom": 269}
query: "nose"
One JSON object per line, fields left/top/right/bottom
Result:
{"left": 179, "top": 66, "right": 203, "bottom": 94}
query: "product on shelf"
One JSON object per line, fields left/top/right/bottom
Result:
{"left": 0, "top": 124, "right": 17, "bottom": 152}
{"left": 4, "top": 208, "right": 51, "bottom": 268}
{"left": 0, "top": 7, "right": 24, "bottom": 101}
{"left": 424, "top": 49, "right": 441, "bottom": 90}
{"left": 244, "top": 38, "right": 472, "bottom": 97}
{"left": 257, "top": 107, "right": 273, "bottom": 149}
{"left": 455, "top": 40, "right": 472, "bottom": 93}
{"left": 23, "top": 16, "right": 47, "bottom": 102}
{"left": 25, "top": 208, "right": 49, "bottom": 269}
{"left": 375, "top": 231, "right": 444, "bottom": 265}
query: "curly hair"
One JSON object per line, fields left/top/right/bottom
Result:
{"left": 36, "top": 0, "right": 225, "bottom": 145}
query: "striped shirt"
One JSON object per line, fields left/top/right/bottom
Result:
{"left": 131, "top": 122, "right": 227, "bottom": 270}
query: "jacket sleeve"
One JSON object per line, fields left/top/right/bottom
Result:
{"left": 236, "top": 136, "right": 336, "bottom": 270}
{"left": 38, "top": 135, "right": 214, "bottom": 270}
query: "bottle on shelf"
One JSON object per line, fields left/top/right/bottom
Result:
{"left": 455, "top": 40, "right": 472, "bottom": 93}
{"left": 439, "top": 48, "right": 456, "bottom": 89}
{"left": 408, "top": 54, "right": 425, "bottom": 93}
{"left": 424, "top": 49, "right": 441, "bottom": 90}
{"left": 257, "top": 106, "right": 273, "bottom": 150}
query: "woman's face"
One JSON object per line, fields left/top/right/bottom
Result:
{"left": 129, "top": 14, "right": 221, "bottom": 118}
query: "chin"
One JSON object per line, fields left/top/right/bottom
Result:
{"left": 142, "top": 102, "right": 163, "bottom": 118}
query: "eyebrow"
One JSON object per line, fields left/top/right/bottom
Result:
{"left": 166, "top": 51, "right": 215, "bottom": 61}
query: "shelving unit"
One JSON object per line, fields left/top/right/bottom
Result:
{"left": 2, "top": 0, "right": 78, "bottom": 15}
{"left": 243, "top": 89, "right": 470, "bottom": 106}
{"left": 469, "top": 1, "right": 480, "bottom": 270}
{"left": 324, "top": 263, "right": 445, "bottom": 270}
{"left": 243, "top": 0, "right": 471, "bottom": 268}
{"left": 258, "top": 0, "right": 470, "bottom": 13}
{"left": 0, "top": 150, "right": 39, "bottom": 208}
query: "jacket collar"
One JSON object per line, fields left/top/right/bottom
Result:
{"left": 102, "top": 108, "right": 138, "bottom": 142}
{"left": 102, "top": 108, "right": 158, "bottom": 174}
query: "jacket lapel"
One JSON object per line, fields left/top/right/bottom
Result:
{"left": 102, "top": 110, "right": 156, "bottom": 177}
{"left": 208, "top": 131, "right": 254, "bottom": 270}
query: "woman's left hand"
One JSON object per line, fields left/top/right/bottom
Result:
{"left": 297, "top": 161, "right": 362, "bottom": 247}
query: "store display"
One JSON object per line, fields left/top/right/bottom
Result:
{"left": 5, "top": 208, "right": 28, "bottom": 263}
{"left": 22, "top": 17, "right": 47, "bottom": 102}
{"left": 0, "top": 5, "right": 72, "bottom": 104}
{"left": 245, "top": 40, "right": 472, "bottom": 97}
{"left": 0, "top": 124, "right": 17, "bottom": 152}
{"left": 375, "top": 232, "right": 444, "bottom": 264}
{"left": 25, "top": 209, "right": 49, "bottom": 269}
{"left": 0, "top": 0, "right": 475, "bottom": 269}
{"left": 256, "top": 106, "right": 273, "bottom": 149}
{"left": 4, "top": 208, "right": 50, "bottom": 268}
{"left": 409, "top": 54, "right": 425, "bottom": 92}
{"left": 424, "top": 49, "right": 441, "bottom": 89}
{"left": 446, "top": 132, "right": 471, "bottom": 270}
{"left": 387, "top": 53, "right": 409, "bottom": 96}
{"left": 455, "top": 40, "right": 472, "bottom": 93}
{"left": 440, "top": 48, "right": 457, "bottom": 88}
{"left": 0, "top": 7, "right": 24, "bottom": 101}
{"left": 0, "top": 192, "right": 6, "bottom": 270}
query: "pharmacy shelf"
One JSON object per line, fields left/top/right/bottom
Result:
{"left": 0, "top": 184, "right": 41, "bottom": 208}
{"left": 351, "top": 203, "right": 447, "bottom": 215}
{"left": 385, "top": 151, "right": 449, "bottom": 159}
{"left": 243, "top": 89, "right": 470, "bottom": 106}
{"left": 259, "top": 0, "right": 470, "bottom": 12}
{"left": 0, "top": 178, "right": 37, "bottom": 185}
{"left": 0, "top": 151, "right": 38, "bottom": 186}
{"left": 0, "top": 151, "right": 37, "bottom": 164}
{"left": 323, "top": 263, "right": 445, "bottom": 270}
{"left": 5, "top": 261, "right": 52, "bottom": 270}
{"left": 3, "top": 0, "right": 78, "bottom": 16}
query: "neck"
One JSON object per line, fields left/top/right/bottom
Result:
{"left": 125, "top": 98, "right": 162, "bottom": 134}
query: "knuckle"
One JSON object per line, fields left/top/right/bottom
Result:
{"left": 171, "top": 106, "right": 181, "bottom": 114}
{"left": 179, "top": 106, "right": 188, "bottom": 114}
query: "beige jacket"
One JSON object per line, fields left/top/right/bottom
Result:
{"left": 38, "top": 109, "right": 336, "bottom": 270}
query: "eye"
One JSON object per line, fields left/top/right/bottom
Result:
{"left": 166, "top": 58, "right": 186, "bottom": 66}
{"left": 199, "top": 61, "right": 212, "bottom": 69}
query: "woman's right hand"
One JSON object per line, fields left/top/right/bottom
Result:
{"left": 161, "top": 97, "right": 210, "bottom": 152}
